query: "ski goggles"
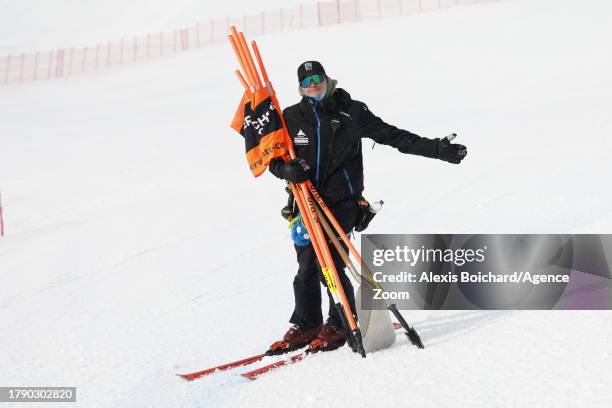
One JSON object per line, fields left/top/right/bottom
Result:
{"left": 300, "top": 74, "right": 325, "bottom": 88}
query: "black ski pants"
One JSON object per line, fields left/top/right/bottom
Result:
{"left": 289, "top": 199, "right": 359, "bottom": 330}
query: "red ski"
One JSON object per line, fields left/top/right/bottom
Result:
{"left": 179, "top": 323, "right": 407, "bottom": 381}
{"left": 241, "top": 352, "right": 307, "bottom": 380}
{"left": 177, "top": 353, "right": 266, "bottom": 381}
{"left": 240, "top": 323, "right": 405, "bottom": 380}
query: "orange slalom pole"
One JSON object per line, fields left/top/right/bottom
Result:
{"left": 230, "top": 27, "right": 260, "bottom": 90}
{"left": 237, "top": 31, "right": 263, "bottom": 90}
{"left": 312, "top": 197, "right": 379, "bottom": 289}
{"left": 306, "top": 183, "right": 366, "bottom": 270}
{"left": 301, "top": 185, "right": 359, "bottom": 330}
{"left": 290, "top": 183, "right": 325, "bottom": 262}
{"left": 272, "top": 120, "right": 358, "bottom": 332}
{"left": 251, "top": 40, "right": 274, "bottom": 95}
{"left": 288, "top": 183, "right": 363, "bottom": 342}
{"left": 312, "top": 201, "right": 361, "bottom": 283}
{"left": 251, "top": 41, "right": 270, "bottom": 83}
{"left": 232, "top": 26, "right": 259, "bottom": 91}
{"left": 249, "top": 40, "right": 293, "bottom": 160}
{"left": 234, "top": 70, "right": 250, "bottom": 94}
{"left": 291, "top": 180, "right": 359, "bottom": 335}
{"left": 229, "top": 29, "right": 257, "bottom": 91}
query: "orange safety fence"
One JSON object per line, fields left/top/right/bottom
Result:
{"left": 0, "top": 0, "right": 497, "bottom": 86}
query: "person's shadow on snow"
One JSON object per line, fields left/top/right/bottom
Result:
{"left": 409, "top": 311, "right": 515, "bottom": 347}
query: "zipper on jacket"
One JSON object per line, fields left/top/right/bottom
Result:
{"left": 309, "top": 103, "right": 322, "bottom": 188}
{"left": 342, "top": 168, "right": 354, "bottom": 195}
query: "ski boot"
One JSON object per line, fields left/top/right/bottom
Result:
{"left": 308, "top": 321, "right": 346, "bottom": 353}
{"left": 267, "top": 324, "right": 321, "bottom": 356}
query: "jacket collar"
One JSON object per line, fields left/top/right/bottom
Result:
{"left": 298, "top": 83, "right": 352, "bottom": 116}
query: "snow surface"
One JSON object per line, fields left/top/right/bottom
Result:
{"left": 1, "top": 0, "right": 612, "bottom": 407}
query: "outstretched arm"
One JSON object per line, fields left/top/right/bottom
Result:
{"left": 356, "top": 103, "right": 467, "bottom": 163}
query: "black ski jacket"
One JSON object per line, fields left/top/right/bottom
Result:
{"left": 270, "top": 88, "right": 441, "bottom": 204}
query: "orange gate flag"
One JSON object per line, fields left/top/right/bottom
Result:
{"left": 231, "top": 88, "right": 289, "bottom": 177}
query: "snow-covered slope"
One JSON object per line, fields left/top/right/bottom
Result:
{"left": 1, "top": 0, "right": 611, "bottom": 407}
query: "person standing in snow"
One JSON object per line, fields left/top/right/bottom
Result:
{"left": 268, "top": 61, "right": 467, "bottom": 353}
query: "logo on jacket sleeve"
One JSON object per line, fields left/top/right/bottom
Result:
{"left": 294, "top": 129, "right": 309, "bottom": 145}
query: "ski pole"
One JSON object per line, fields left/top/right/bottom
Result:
{"left": 388, "top": 304, "right": 424, "bottom": 348}
{"left": 312, "top": 193, "right": 424, "bottom": 349}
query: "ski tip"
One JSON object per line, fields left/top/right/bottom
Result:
{"left": 240, "top": 372, "right": 260, "bottom": 380}
{"left": 177, "top": 373, "right": 198, "bottom": 381}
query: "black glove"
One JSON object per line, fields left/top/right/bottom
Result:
{"left": 279, "top": 158, "right": 310, "bottom": 183}
{"left": 438, "top": 135, "right": 467, "bottom": 164}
